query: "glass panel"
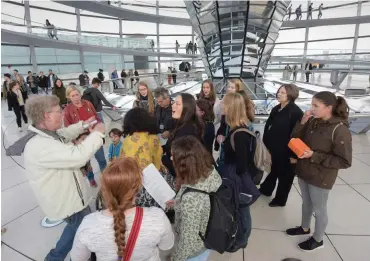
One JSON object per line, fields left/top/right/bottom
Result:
{"left": 359, "top": 23, "right": 370, "bottom": 37}
{"left": 361, "top": 2, "right": 370, "bottom": 16}
{"left": 1, "top": 46, "right": 30, "bottom": 64}
{"left": 309, "top": 25, "right": 356, "bottom": 41}
{"left": 276, "top": 28, "right": 306, "bottom": 43}
{"left": 272, "top": 43, "right": 305, "bottom": 56}
{"left": 122, "top": 21, "right": 156, "bottom": 34}
{"left": 307, "top": 39, "right": 354, "bottom": 55}
{"left": 81, "top": 16, "right": 118, "bottom": 34}
{"left": 357, "top": 37, "right": 370, "bottom": 53}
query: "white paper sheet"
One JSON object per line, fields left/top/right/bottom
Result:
{"left": 142, "top": 164, "right": 175, "bottom": 209}
{"left": 157, "top": 134, "right": 168, "bottom": 146}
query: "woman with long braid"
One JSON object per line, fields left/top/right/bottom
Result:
{"left": 71, "top": 157, "right": 174, "bottom": 261}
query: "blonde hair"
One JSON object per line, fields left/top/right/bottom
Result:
{"left": 25, "top": 96, "right": 60, "bottom": 125}
{"left": 66, "top": 86, "right": 81, "bottom": 99}
{"left": 229, "top": 79, "right": 245, "bottom": 92}
{"left": 224, "top": 92, "right": 248, "bottom": 129}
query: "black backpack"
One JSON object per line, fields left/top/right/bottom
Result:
{"left": 181, "top": 177, "right": 240, "bottom": 254}
{"left": 82, "top": 90, "right": 98, "bottom": 110}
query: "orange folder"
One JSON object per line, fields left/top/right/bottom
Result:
{"left": 288, "top": 138, "right": 311, "bottom": 158}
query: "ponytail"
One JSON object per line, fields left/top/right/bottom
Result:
{"left": 313, "top": 91, "right": 349, "bottom": 120}
{"left": 334, "top": 96, "right": 349, "bottom": 120}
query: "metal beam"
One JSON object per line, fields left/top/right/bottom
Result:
{"left": 348, "top": 1, "right": 362, "bottom": 88}
{"left": 240, "top": 2, "right": 250, "bottom": 78}
{"left": 156, "top": 0, "right": 161, "bottom": 78}
{"left": 282, "top": 15, "right": 370, "bottom": 28}
{"left": 1, "top": 29, "right": 199, "bottom": 58}
{"left": 53, "top": 0, "right": 191, "bottom": 26}
{"left": 75, "top": 8, "right": 84, "bottom": 71}
{"left": 269, "top": 56, "right": 370, "bottom": 66}
{"left": 215, "top": 1, "right": 226, "bottom": 80}
{"left": 24, "top": 0, "right": 38, "bottom": 73}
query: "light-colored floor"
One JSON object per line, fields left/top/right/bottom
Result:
{"left": 2, "top": 102, "right": 370, "bottom": 261}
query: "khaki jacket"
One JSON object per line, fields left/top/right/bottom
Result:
{"left": 292, "top": 117, "right": 352, "bottom": 189}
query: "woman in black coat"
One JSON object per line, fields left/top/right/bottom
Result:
{"left": 260, "top": 84, "right": 303, "bottom": 207}
{"left": 8, "top": 81, "right": 28, "bottom": 131}
{"left": 162, "top": 93, "right": 204, "bottom": 177}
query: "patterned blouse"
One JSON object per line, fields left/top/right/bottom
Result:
{"left": 121, "top": 132, "right": 162, "bottom": 170}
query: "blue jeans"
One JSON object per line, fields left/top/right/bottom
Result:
{"left": 187, "top": 250, "right": 211, "bottom": 261}
{"left": 45, "top": 206, "right": 91, "bottom": 261}
{"left": 97, "top": 111, "right": 104, "bottom": 123}
{"left": 94, "top": 146, "right": 107, "bottom": 172}
{"left": 87, "top": 171, "right": 95, "bottom": 182}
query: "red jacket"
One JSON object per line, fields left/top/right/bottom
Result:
{"left": 63, "top": 100, "right": 99, "bottom": 127}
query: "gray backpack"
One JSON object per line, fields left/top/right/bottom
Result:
{"left": 230, "top": 128, "right": 272, "bottom": 175}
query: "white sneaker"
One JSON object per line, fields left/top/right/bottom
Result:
{"left": 18, "top": 127, "right": 23, "bottom": 132}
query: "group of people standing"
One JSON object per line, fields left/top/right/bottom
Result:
{"left": 186, "top": 41, "right": 197, "bottom": 54}
{"left": 282, "top": 62, "right": 314, "bottom": 83}
{"left": 286, "top": 3, "right": 324, "bottom": 21}
{"left": 5, "top": 74, "right": 352, "bottom": 260}
{"left": 2, "top": 69, "right": 59, "bottom": 131}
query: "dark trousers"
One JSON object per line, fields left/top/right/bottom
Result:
{"left": 260, "top": 157, "right": 295, "bottom": 205}
{"left": 305, "top": 72, "right": 310, "bottom": 83}
{"left": 14, "top": 105, "right": 28, "bottom": 128}
{"left": 172, "top": 75, "right": 177, "bottom": 84}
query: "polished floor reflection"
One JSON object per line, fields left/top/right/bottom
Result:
{"left": 1, "top": 101, "right": 370, "bottom": 261}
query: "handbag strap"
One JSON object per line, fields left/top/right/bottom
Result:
{"left": 121, "top": 207, "right": 143, "bottom": 261}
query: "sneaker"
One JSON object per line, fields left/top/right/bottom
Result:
{"left": 89, "top": 180, "right": 97, "bottom": 188}
{"left": 298, "top": 237, "right": 324, "bottom": 252}
{"left": 18, "top": 127, "right": 22, "bottom": 132}
{"left": 286, "top": 226, "right": 311, "bottom": 237}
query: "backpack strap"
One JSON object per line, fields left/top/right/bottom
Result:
{"left": 181, "top": 187, "right": 208, "bottom": 200}
{"left": 122, "top": 207, "right": 143, "bottom": 261}
{"left": 332, "top": 122, "right": 343, "bottom": 144}
{"left": 230, "top": 128, "right": 255, "bottom": 151}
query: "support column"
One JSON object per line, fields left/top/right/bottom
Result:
{"left": 347, "top": 1, "right": 362, "bottom": 88}
{"left": 118, "top": 1, "right": 123, "bottom": 39}
{"left": 301, "top": 0, "right": 311, "bottom": 82}
{"left": 25, "top": 0, "right": 38, "bottom": 72}
{"left": 192, "top": 29, "right": 195, "bottom": 68}
{"left": 76, "top": 8, "right": 85, "bottom": 71}
{"left": 156, "top": 1, "right": 161, "bottom": 79}
{"left": 118, "top": 2, "right": 124, "bottom": 70}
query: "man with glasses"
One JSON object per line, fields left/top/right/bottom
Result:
{"left": 154, "top": 87, "right": 174, "bottom": 140}
{"left": 6, "top": 95, "right": 105, "bottom": 261}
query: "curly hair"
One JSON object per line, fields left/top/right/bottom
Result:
{"left": 101, "top": 157, "right": 142, "bottom": 259}
{"left": 123, "top": 107, "right": 158, "bottom": 137}
{"left": 171, "top": 136, "right": 213, "bottom": 185}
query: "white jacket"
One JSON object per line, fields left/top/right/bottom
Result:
{"left": 24, "top": 122, "right": 104, "bottom": 220}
